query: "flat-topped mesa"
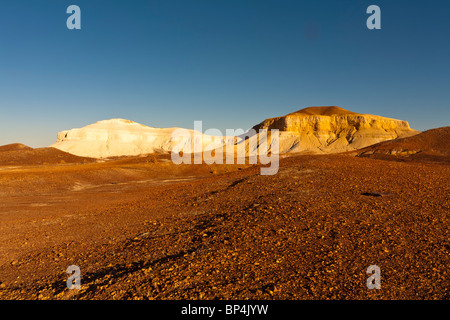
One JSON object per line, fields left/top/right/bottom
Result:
{"left": 249, "top": 106, "right": 419, "bottom": 154}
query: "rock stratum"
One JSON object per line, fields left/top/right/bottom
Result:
{"left": 51, "top": 107, "right": 420, "bottom": 158}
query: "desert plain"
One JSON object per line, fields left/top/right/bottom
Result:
{"left": 0, "top": 124, "right": 448, "bottom": 300}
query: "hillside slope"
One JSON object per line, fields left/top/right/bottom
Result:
{"left": 0, "top": 145, "right": 95, "bottom": 166}
{"left": 356, "top": 126, "right": 450, "bottom": 163}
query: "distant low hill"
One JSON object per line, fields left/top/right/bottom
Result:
{"left": 0, "top": 143, "right": 33, "bottom": 153}
{"left": 356, "top": 126, "right": 450, "bottom": 163}
{"left": 0, "top": 144, "right": 96, "bottom": 166}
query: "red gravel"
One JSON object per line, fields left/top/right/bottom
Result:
{"left": 0, "top": 153, "right": 448, "bottom": 300}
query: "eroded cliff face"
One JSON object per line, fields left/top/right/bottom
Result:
{"left": 248, "top": 107, "right": 420, "bottom": 154}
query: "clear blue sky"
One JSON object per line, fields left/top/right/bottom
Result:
{"left": 0, "top": 0, "right": 449, "bottom": 147}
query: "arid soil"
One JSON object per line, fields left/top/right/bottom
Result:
{"left": 0, "top": 149, "right": 448, "bottom": 300}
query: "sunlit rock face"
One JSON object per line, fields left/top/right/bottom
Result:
{"left": 246, "top": 106, "right": 420, "bottom": 154}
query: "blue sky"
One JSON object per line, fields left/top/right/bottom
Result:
{"left": 0, "top": 0, "right": 449, "bottom": 147}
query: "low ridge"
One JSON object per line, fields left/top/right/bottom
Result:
{"left": 357, "top": 126, "right": 450, "bottom": 163}
{"left": 0, "top": 146, "right": 96, "bottom": 166}
{"left": 0, "top": 143, "right": 33, "bottom": 153}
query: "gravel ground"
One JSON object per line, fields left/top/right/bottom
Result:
{"left": 0, "top": 154, "right": 448, "bottom": 300}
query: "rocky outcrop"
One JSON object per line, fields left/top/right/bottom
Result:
{"left": 248, "top": 106, "right": 420, "bottom": 154}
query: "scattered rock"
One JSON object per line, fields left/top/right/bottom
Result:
{"left": 361, "top": 192, "right": 394, "bottom": 197}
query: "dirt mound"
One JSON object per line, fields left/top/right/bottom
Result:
{"left": 356, "top": 126, "right": 450, "bottom": 163}
{"left": 0, "top": 146, "right": 96, "bottom": 166}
